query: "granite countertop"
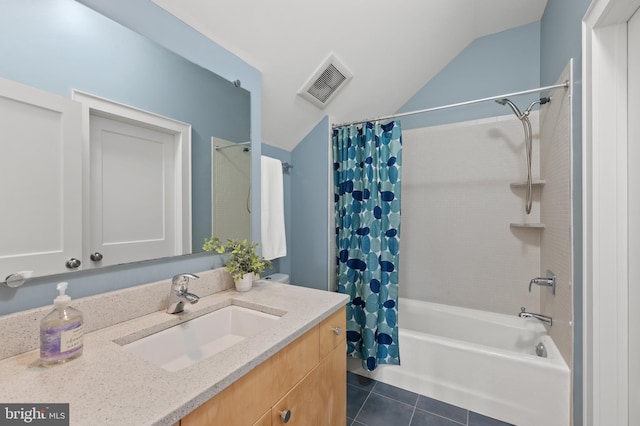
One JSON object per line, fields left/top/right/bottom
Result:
{"left": 0, "top": 281, "right": 349, "bottom": 425}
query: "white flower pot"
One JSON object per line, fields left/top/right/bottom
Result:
{"left": 234, "top": 272, "right": 253, "bottom": 292}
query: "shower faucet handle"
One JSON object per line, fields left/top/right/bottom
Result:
{"left": 528, "top": 270, "right": 556, "bottom": 295}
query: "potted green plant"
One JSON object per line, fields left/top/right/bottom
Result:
{"left": 203, "top": 237, "right": 271, "bottom": 291}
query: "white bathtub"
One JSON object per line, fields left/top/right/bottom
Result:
{"left": 347, "top": 298, "right": 570, "bottom": 426}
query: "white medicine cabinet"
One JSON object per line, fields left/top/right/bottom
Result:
{"left": 0, "top": 77, "right": 191, "bottom": 282}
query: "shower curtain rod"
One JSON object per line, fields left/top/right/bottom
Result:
{"left": 331, "top": 81, "right": 570, "bottom": 129}
{"left": 215, "top": 141, "right": 251, "bottom": 151}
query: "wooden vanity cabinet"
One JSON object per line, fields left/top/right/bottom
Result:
{"left": 253, "top": 411, "right": 271, "bottom": 426}
{"left": 180, "top": 307, "right": 346, "bottom": 426}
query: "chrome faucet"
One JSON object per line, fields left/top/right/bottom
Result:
{"left": 529, "top": 270, "right": 556, "bottom": 295}
{"left": 519, "top": 307, "right": 552, "bottom": 326}
{"left": 166, "top": 273, "right": 200, "bottom": 314}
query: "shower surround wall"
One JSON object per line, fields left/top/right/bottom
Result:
{"left": 400, "top": 83, "right": 573, "bottom": 368}
{"left": 539, "top": 65, "right": 573, "bottom": 367}
{"left": 400, "top": 113, "right": 542, "bottom": 314}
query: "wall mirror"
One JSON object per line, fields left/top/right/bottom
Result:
{"left": 0, "top": 0, "right": 251, "bottom": 282}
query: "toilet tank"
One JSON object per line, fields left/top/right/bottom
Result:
{"left": 262, "top": 273, "right": 290, "bottom": 283}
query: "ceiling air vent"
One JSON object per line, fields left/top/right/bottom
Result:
{"left": 298, "top": 53, "right": 353, "bottom": 109}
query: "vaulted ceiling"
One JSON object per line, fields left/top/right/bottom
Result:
{"left": 152, "top": 0, "right": 548, "bottom": 151}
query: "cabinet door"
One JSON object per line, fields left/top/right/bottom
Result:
{"left": 180, "top": 356, "right": 274, "bottom": 426}
{"left": 271, "top": 366, "right": 321, "bottom": 426}
{"left": 319, "top": 342, "right": 347, "bottom": 426}
{"left": 0, "top": 77, "right": 82, "bottom": 280}
{"left": 89, "top": 114, "right": 178, "bottom": 267}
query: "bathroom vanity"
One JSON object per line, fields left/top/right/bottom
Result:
{"left": 181, "top": 307, "right": 346, "bottom": 425}
{"left": 0, "top": 269, "right": 349, "bottom": 425}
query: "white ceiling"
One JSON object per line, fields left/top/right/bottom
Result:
{"left": 152, "top": 0, "right": 547, "bottom": 151}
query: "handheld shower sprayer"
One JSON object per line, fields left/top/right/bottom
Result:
{"left": 496, "top": 98, "right": 524, "bottom": 119}
{"left": 495, "top": 96, "right": 551, "bottom": 215}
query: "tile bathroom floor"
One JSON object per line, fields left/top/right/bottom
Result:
{"left": 346, "top": 372, "right": 515, "bottom": 426}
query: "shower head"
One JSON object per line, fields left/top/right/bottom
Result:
{"left": 495, "top": 98, "right": 523, "bottom": 119}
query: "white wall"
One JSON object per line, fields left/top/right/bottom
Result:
{"left": 400, "top": 113, "right": 541, "bottom": 314}
{"left": 629, "top": 7, "right": 640, "bottom": 423}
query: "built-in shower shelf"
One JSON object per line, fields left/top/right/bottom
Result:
{"left": 510, "top": 179, "right": 546, "bottom": 188}
{"left": 510, "top": 223, "right": 545, "bottom": 229}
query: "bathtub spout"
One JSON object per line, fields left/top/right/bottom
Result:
{"left": 529, "top": 270, "right": 556, "bottom": 295}
{"left": 519, "top": 307, "right": 552, "bottom": 326}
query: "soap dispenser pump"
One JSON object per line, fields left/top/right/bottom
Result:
{"left": 39, "top": 282, "right": 84, "bottom": 366}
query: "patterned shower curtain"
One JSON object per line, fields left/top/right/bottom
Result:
{"left": 333, "top": 121, "right": 402, "bottom": 371}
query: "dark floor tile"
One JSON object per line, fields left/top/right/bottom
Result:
{"left": 347, "top": 384, "right": 370, "bottom": 419}
{"left": 411, "top": 409, "right": 466, "bottom": 426}
{"left": 468, "top": 411, "right": 515, "bottom": 426}
{"left": 347, "top": 371, "right": 377, "bottom": 391}
{"left": 352, "top": 422, "right": 367, "bottom": 426}
{"left": 372, "top": 381, "right": 419, "bottom": 406}
{"left": 416, "top": 395, "right": 467, "bottom": 424}
{"left": 355, "top": 392, "right": 414, "bottom": 426}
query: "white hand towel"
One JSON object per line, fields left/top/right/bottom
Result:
{"left": 260, "top": 156, "right": 287, "bottom": 260}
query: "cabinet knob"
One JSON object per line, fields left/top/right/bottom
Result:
{"left": 4, "top": 271, "right": 32, "bottom": 288}
{"left": 331, "top": 327, "right": 342, "bottom": 336}
{"left": 279, "top": 409, "right": 291, "bottom": 423}
{"left": 65, "top": 258, "right": 81, "bottom": 269}
{"left": 90, "top": 252, "right": 103, "bottom": 262}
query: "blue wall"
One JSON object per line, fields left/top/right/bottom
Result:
{"left": 0, "top": 0, "right": 261, "bottom": 316}
{"left": 261, "top": 144, "right": 292, "bottom": 276}
{"left": 398, "top": 22, "right": 541, "bottom": 129}
{"left": 290, "top": 116, "right": 331, "bottom": 290}
{"left": 540, "top": 1, "right": 591, "bottom": 424}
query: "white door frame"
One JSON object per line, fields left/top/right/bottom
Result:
{"left": 72, "top": 91, "right": 192, "bottom": 264}
{"left": 583, "top": 0, "right": 640, "bottom": 424}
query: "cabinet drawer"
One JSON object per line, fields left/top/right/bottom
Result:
{"left": 319, "top": 306, "right": 346, "bottom": 358}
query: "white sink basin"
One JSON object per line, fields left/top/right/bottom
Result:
{"left": 122, "top": 305, "right": 281, "bottom": 372}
